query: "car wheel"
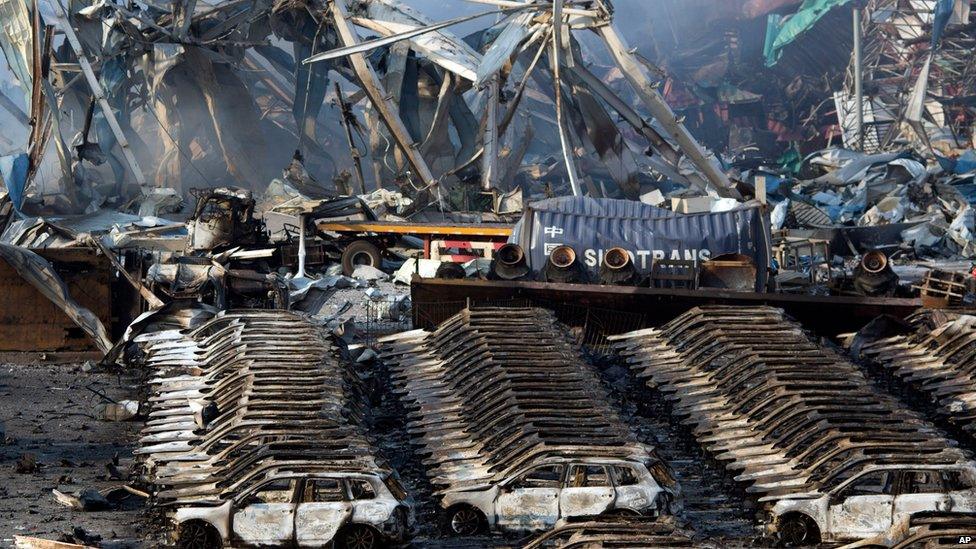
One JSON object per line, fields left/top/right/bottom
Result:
{"left": 778, "top": 514, "right": 820, "bottom": 547}
{"left": 341, "top": 240, "right": 382, "bottom": 276}
{"left": 177, "top": 521, "right": 222, "bottom": 549}
{"left": 447, "top": 505, "right": 486, "bottom": 536}
{"left": 338, "top": 524, "right": 380, "bottom": 549}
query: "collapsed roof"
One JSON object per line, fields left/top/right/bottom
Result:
{"left": 0, "top": 0, "right": 747, "bottom": 218}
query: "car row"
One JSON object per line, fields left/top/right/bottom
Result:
{"left": 379, "top": 306, "right": 679, "bottom": 536}
{"left": 611, "top": 306, "right": 976, "bottom": 546}
{"left": 133, "top": 310, "right": 411, "bottom": 549}
{"left": 859, "top": 311, "right": 976, "bottom": 442}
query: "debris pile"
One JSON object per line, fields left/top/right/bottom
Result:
{"left": 5, "top": 1, "right": 976, "bottom": 547}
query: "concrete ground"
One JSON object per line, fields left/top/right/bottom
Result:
{"left": 0, "top": 361, "right": 159, "bottom": 548}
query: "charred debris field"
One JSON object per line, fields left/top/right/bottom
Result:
{"left": 6, "top": 304, "right": 976, "bottom": 549}
{"left": 6, "top": 0, "right": 976, "bottom": 547}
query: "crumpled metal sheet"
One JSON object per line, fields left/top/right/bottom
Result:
{"left": 0, "top": 243, "right": 112, "bottom": 354}
{"left": 351, "top": 0, "right": 482, "bottom": 82}
{"left": 0, "top": 0, "right": 33, "bottom": 101}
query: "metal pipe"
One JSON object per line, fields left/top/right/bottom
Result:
{"left": 853, "top": 4, "right": 864, "bottom": 150}
{"left": 496, "top": 243, "right": 525, "bottom": 267}
{"left": 603, "top": 248, "right": 632, "bottom": 271}
{"left": 552, "top": 0, "right": 582, "bottom": 196}
{"left": 296, "top": 214, "right": 307, "bottom": 279}
{"left": 549, "top": 246, "right": 577, "bottom": 269}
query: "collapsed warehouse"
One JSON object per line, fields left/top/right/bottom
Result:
{"left": 4, "top": 0, "right": 976, "bottom": 548}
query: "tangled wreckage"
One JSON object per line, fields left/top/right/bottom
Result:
{"left": 4, "top": 0, "right": 976, "bottom": 548}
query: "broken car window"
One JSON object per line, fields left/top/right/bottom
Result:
{"left": 349, "top": 479, "right": 376, "bottom": 500}
{"left": 306, "top": 479, "right": 345, "bottom": 503}
{"left": 842, "top": 471, "right": 893, "bottom": 497}
{"left": 613, "top": 465, "right": 641, "bottom": 486}
{"left": 512, "top": 465, "right": 564, "bottom": 489}
{"left": 568, "top": 465, "right": 610, "bottom": 488}
{"left": 246, "top": 479, "right": 296, "bottom": 505}
{"left": 903, "top": 471, "right": 945, "bottom": 494}
{"left": 943, "top": 470, "right": 976, "bottom": 491}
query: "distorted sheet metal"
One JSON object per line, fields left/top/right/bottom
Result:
{"left": 0, "top": 242, "right": 112, "bottom": 354}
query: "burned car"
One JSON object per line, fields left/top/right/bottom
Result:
{"left": 762, "top": 465, "right": 976, "bottom": 545}
{"left": 132, "top": 311, "right": 412, "bottom": 549}
{"left": 520, "top": 515, "right": 696, "bottom": 549}
{"left": 838, "top": 512, "right": 976, "bottom": 548}
{"left": 174, "top": 472, "right": 411, "bottom": 548}
{"left": 441, "top": 456, "right": 675, "bottom": 535}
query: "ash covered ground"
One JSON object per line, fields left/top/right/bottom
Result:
{"left": 0, "top": 362, "right": 159, "bottom": 548}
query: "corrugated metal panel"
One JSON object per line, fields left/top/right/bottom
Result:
{"left": 511, "top": 197, "right": 771, "bottom": 290}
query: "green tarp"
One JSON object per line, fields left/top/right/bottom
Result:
{"left": 764, "top": 0, "right": 851, "bottom": 66}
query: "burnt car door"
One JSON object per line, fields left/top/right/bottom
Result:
{"left": 892, "top": 470, "right": 953, "bottom": 522}
{"left": 560, "top": 464, "right": 615, "bottom": 518}
{"left": 495, "top": 464, "right": 564, "bottom": 531}
{"left": 827, "top": 470, "right": 895, "bottom": 539}
{"left": 610, "top": 464, "right": 656, "bottom": 512}
{"left": 295, "top": 477, "right": 353, "bottom": 546}
{"left": 944, "top": 469, "right": 976, "bottom": 511}
{"left": 232, "top": 478, "right": 299, "bottom": 545}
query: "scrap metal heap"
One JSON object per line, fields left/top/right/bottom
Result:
{"left": 859, "top": 310, "right": 976, "bottom": 442}
{"left": 839, "top": 0, "right": 976, "bottom": 152}
{"left": 610, "top": 306, "right": 971, "bottom": 500}
{"left": 132, "top": 309, "right": 387, "bottom": 506}
{"left": 378, "top": 306, "right": 656, "bottom": 493}
{"left": 0, "top": 0, "right": 739, "bottom": 218}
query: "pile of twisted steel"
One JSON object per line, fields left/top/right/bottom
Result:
{"left": 133, "top": 309, "right": 411, "bottom": 549}
{"left": 610, "top": 306, "right": 976, "bottom": 546}
{"left": 379, "top": 306, "right": 679, "bottom": 536}
{"left": 860, "top": 311, "right": 976, "bottom": 443}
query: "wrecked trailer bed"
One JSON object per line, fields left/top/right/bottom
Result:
{"left": 315, "top": 220, "right": 513, "bottom": 269}
{"left": 409, "top": 278, "right": 922, "bottom": 337}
